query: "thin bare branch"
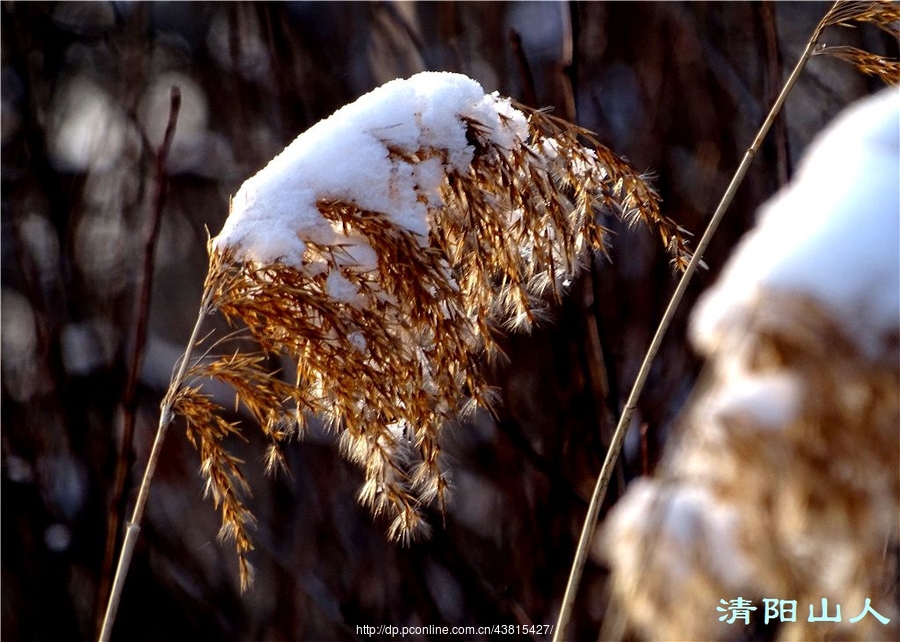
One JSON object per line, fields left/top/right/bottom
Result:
{"left": 97, "top": 85, "right": 181, "bottom": 639}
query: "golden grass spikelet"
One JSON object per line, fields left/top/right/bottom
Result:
{"left": 170, "top": 82, "right": 690, "bottom": 589}
{"left": 816, "top": 45, "right": 900, "bottom": 83}
{"left": 172, "top": 385, "right": 258, "bottom": 591}
{"left": 814, "top": 1, "right": 900, "bottom": 85}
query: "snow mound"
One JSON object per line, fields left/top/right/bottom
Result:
{"left": 691, "top": 88, "right": 900, "bottom": 362}
{"left": 214, "top": 72, "right": 528, "bottom": 267}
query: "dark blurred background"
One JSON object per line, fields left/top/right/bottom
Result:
{"left": 1, "top": 2, "right": 892, "bottom": 640}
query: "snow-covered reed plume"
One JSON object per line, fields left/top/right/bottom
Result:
{"left": 167, "top": 72, "right": 691, "bottom": 587}
{"left": 600, "top": 88, "right": 899, "bottom": 641}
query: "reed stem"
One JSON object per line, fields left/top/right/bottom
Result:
{"left": 98, "top": 304, "right": 209, "bottom": 642}
{"left": 552, "top": 16, "right": 828, "bottom": 642}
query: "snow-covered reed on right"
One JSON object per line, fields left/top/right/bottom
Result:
{"left": 600, "top": 88, "right": 899, "bottom": 641}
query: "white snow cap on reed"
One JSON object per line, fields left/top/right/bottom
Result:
{"left": 691, "top": 88, "right": 900, "bottom": 362}
{"left": 214, "top": 72, "right": 528, "bottom": 266}
{"left": 601, "top": 89, "right": 900, "bottom": 642}
{"left": 197, "top": 70, "right": 690, "bottom": 571}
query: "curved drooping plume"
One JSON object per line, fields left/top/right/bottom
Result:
{"left": 173, "top": 71, "right": 690, "bottom": 586}
{"left": 601, "top": 89, "right": 899, "bottom": 641}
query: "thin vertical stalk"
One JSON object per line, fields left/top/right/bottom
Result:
{"left": 98, "top": 302, "right": 209, "bottom": 642}
{"left": 552, "top": 10, "right": 832, "bottom": 640}
{"left": 97, "top": 85, "right": 181, "bottom": 637}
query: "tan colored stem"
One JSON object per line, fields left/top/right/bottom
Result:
{"left": 552, "top": 12, "right": 830, "bottom": 642}
{"left": 98, "top": 304, "right": 209, "bottom": 642}
{"left": 97, "top": 87, "right": 181, "bottom": 634}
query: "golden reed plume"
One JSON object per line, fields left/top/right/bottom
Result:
{"left": 175, "top": 73, "right": 691, "bottom": 588}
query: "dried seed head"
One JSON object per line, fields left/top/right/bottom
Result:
{"left": 602, "top": 293, "right": 900, "bottom": 641}
{"left": 814, "top": 1, "right": 900, "bottom": 84}
{"left": 600, "top": 88, "right": 899, "bottom": 641}
{"left": 175, "top": 72, "right": 690, "bottom": 587}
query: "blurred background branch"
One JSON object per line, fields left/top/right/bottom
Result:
{"left": 97, "top": 83, "right": 180, "bottom": 636}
